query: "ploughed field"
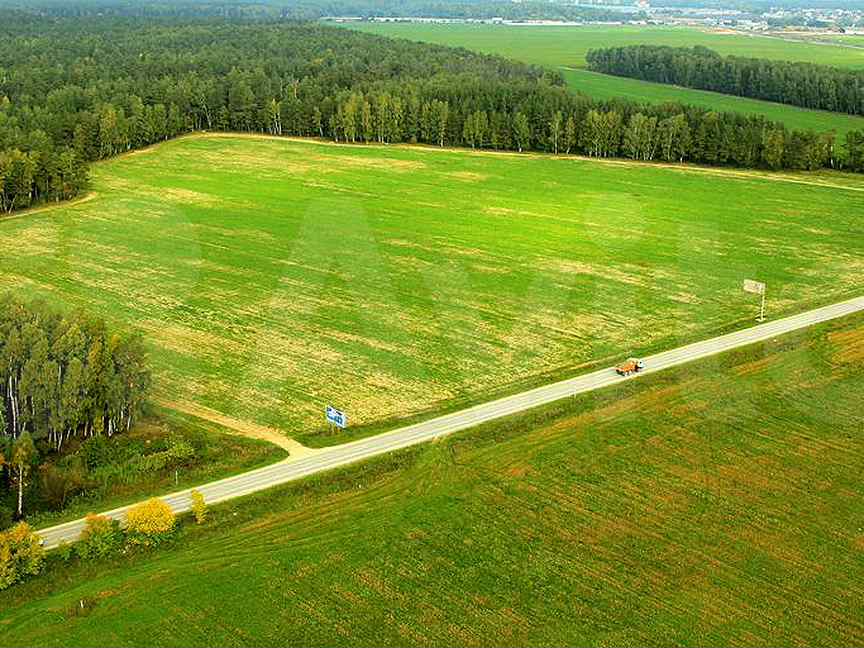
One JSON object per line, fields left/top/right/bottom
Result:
{"left": 2, "top": 134, "right": 863, "bottom": 446}
{"left": 2, "top": 314, "right": 863, "bottom": 646}
{"left": 353, "top": 24, "right": 864, "bottom": 141}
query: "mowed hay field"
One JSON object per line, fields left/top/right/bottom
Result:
{"left": 2, "top": 135, "right": 864, "bottom": 446}
{"left": 352, "top": 24, "right": 864, "bottom": 140}
{"left": 2, "top": 314, "right": 863, "bottom": 647}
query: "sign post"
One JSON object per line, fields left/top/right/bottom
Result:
{"left": 325, "top": 405, "right": 348, "bottom": 432}
{"left": 743, "top": 279, "right": 767, "bottom": 322}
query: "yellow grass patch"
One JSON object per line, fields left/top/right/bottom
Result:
{"left": 547, "top": 258, "right": 653, "bottom": 288}
{"left": 139, "top": 321, "right": 246, "bottom": 360}
{"left": 4, "top": 223, "right": 59, "bottom": 257}
{"left": 323, "top": 153, "right": 426, "bottom": 173}
{"left": 445, "top": 170, "right": 489, "bottom": 182}
{"left": 828, "top": 327, "right": 864, "bottom": 365}
{"left": 734, "top": 356, "right": 774, "bottom": 376}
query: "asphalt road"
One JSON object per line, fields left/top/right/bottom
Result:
{"left": 37, "top": 295, "right": 864, "bottom": 549}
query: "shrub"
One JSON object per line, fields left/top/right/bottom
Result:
{"left": 139, "top": 439, "right": 196, "bottom": 472}
{"left": 78, "top": 435, "right": 115, "bottom": 470}
{"left": 190, "top": 489, "right": 207, "bottom": 525}
{"left": 56, "top": 541, "right": 75, "bottom": 562}
{"left": 77, "top": 513, "right": 124, "bottom": 560}
{"left": 167, "top": 439, "right": 195, "bottom": 462}
{"left": 0, "top": 522, "right": 45, "bottom": 590}
{"left": 125, "top": 498, "right": 176, "bottom": 546}
{"left": 0, "top": 505, "right": 13, "bottom": 531}
{"left": 39, "top": 463, "right": 88, "bottom": 510}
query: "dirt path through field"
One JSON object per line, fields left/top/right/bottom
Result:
{"left": 156, "top": 398, "right": 316, "bottom": 457}
{"left": 0, "top": 192, "right": 97, "bottom": 223}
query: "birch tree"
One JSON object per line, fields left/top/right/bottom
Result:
{"left": 513, "top": 112, "right": 530, "bottom": 153}
{"left": 11, "top": 432, "right": 36, "bottom": 517}
{"left": 549, "top": 111, "right": 563, "bottom": 155}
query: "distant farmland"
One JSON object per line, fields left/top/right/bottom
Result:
{"left": 351, "top": 24, "right": 864, "bottom": 141}
{"left": 3, "top": 313, "right": 864, "bottom": 646}
{"left": 2, "top": 135, "right": 863, "bottom": 446}
{"left": 352, "top": 24, "right": 864, "bottom": 69}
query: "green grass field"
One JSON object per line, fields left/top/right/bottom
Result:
{"left": 351, "top": 24, "right": 864, "bottom": 140}
{"left": 353, "top": 25, "right": 864, "bottom": 69}
{"left": 559, "top": 68, "right": 864, "bottom": 137}
{"left": 2, "top": 134, "right": 863, "bottom": 447}
{"left": 779, "top": 33, "right": 864, "bottom": 48}
{"left": 2, "top": 313, "right": 863, "bottom": 647}
{"left": 834, "top": 35, "right": 864, "bottom": 46}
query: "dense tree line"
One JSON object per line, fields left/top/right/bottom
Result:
{"left": 1, "top": 17, "right": 861, "bottom": 215}
{"left": 586, "top": 44, "right": 864, "bottom": 117}
{"left": 0, "top": 0, "right": 635, "bottom": 22}
{"left": 329, "top": 81, "right": 854, "bottom": 170}
{"left": 0, "top": 139, "right": 88, "bottom": 214}
{"left": 0, "top": 294, "right": 151, "bottom": 450}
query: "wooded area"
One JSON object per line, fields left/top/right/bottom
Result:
{"left": 0, "top": 294, "right": 151, "bottom": 521}
{"left": 586, "top": 44, "right": 864, "bottom": 117}
{"left": 0, "top": 0, "right": 635, "bottom": 21}
{"left": 1, "top": 16, "right": 861, "bottom": 216}
{"left": 329, "top": 84, "right": 850, "bottom": 170}
{"left": 0, "top": 294, "right": 151, "bottom": 448}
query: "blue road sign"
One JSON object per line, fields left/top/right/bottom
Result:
{"left": 326, "top": 405, "right": 348, "bottom": 429}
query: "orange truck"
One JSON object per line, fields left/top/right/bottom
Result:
{"left": 615, "top": 358, "right": 645, "bottom": 376}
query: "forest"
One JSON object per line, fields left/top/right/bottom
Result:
{"left": 0, "top": 294, "right": 151, "bottom": 448}
{"left": 586, "top": 44, "right": 864, "bottom": 117}
{"left": 2, "top": 17, "right": 863, "bottom": 216}
{"left": 328, "top": 83, "right": 853, "bottom": 171}
{"left": 0, "top": 0, "right": 635, "bottom": 21}
{"left": 0, "top": 294, "right": 151, "bottom": 519}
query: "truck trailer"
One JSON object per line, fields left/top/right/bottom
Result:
{"left": 615, "top": 358, "right": 645, "bottom": 376}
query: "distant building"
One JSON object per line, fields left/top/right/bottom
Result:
{"left": 320, "top": 16, "right": 364, "bottom": 22}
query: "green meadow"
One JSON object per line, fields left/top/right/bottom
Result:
{"left": 2, "top": 313, "right": 863, "bottom": 646}
{"left": 790, "top": 33, "right": 864, "bottom": 48}
{"left": 352, "top": 24, "right": 864, "bottom": 69}
{"left": 559, "top": 68, "right": 864, "bottom": 137}
{"left": 358, "top": 23, "right": 864, "bottom": 69}
{"left": 2, "top": 135, "right": 863, "bottom": 446}
{"left": 352, "top": 24, "right": 864, "bottom": 140}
